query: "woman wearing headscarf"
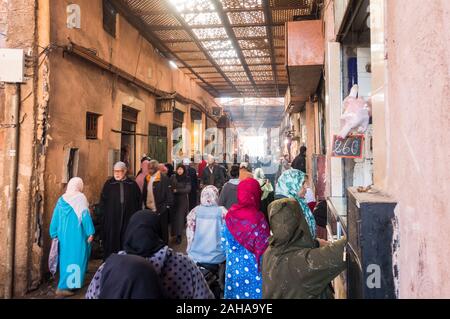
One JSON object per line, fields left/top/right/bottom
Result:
{"left": 49, "top": 177, "right": 95, "bottom": 297}
{"left": 86, "top": 210, "right": 213, "bottom": 299}
{"left": 262, "top": 198, "right": 347, "bottom": 298}
{"left": 99, "top": 161, "right": 142, "bottom": 259}
{"left": 253, "top": 168, "right": 274, "bottom": 222}
{"left": 186, "top": 186, "right": 227, "bottom": 265}
{"left": 135, "top": 160, "right": 150, "bottom": 193}
{"left": 239, "top": 162, "right": 253, "bottom": 181}
{"left": 221, "top": 178, "right": 270, "bottom": 299}
{"left": 275, "top": 169, "right": 317, "bottom": 239}
{"left": 170, "top": 164, "right": 191, "bottom": 245}
{"left": 275, "top": 154, "right": 290, "bottom": 184}
{"left": 99, "top": 254, "right": 164, "bottom": 299}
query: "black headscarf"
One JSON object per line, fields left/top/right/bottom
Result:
{"left": 123, "top": 210, "right": 166, "bottom": 257}
{"left": 313, "top": 200, "right": 327, "bottom": 228}
{"left": 299, "top": 146, "right": 307, "bottom": 157}
{"left": 165, "top": 163, "right": 174, "bottom": 177}
{"left": 99, "top": 254, "right": 164, "bottom": 299}
{"left": 175, "top": 164, "right": 188, "bottom": 183}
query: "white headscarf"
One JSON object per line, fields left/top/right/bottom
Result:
{"left": 182, "top": 158, "right": 191, "bottom": 166}
{"left": 254, "top": 167, "right": 265, "bottom": 180}
{"left": 305, "top": 187, "right": 315, "bottom": 204}
{"left": 62, "top": 177, "right": 89, "bottom": 223}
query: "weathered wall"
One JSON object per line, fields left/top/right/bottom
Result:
{"left": 305, "top": 101, "right": 315, "bottom": 178}
{"left": 323, "top": 1, "right": 344, "bottom": 198}
{"left": 0, "top": 0, "right": 219, "bottom": 297}
{"left": 41, "top": 0, "right": 219, "bottom": 256}
{"left": 0, "top": 0, "right": 6, "bottom": 296}
{"left": 330, "top": 0, "right": 450, "bottom": 298}
{"left": 0, "top": 0, "right": 44, "bottom": 297}
{"left": 382, "top": 0, "right": 450, "bottom": 298}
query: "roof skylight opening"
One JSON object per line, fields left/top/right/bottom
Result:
{"left": 169, "top": 0, "right": 214, "bottom": 13}
{"left": 202, "top": 40, "right": 234, "bottom": 51}
{"left": 182, "top": 12, "right": 221, "bottom": 25}
{"left": 192, "top": 27, "right": 228, "bottom": 39}
{"left": 216, "top": 58, "right": 241, "bottom": 65}
{"left": 209, "top": 50, "right": 238, "bottom": 59}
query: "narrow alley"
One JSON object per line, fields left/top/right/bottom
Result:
{"left": 0, "top": 0, "right": 449, "bottom": 305}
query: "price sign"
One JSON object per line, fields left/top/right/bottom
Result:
{"left": 331, "top": 134, "right": 364, "bottom": 158}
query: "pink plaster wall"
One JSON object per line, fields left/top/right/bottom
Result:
{"left": 385, "top": 0, "right": 450, "bottom": 298}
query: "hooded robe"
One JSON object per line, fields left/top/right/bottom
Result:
{"left": 262, "top": 198, "right": 346, "bottom": 299}
{"left": 99, "top": 177, "right": 142, "bottom": 259}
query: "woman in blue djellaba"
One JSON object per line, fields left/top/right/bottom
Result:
{"left": 50, "top": 177, "right": 95, "bottom": 297}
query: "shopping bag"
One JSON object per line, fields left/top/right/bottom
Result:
{"left": 48, "top": 238, "right": 59, "bottom": 277}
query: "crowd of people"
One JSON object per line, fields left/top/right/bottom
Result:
{"left": 48, "top": 148, "right": 347, "bottom": 299}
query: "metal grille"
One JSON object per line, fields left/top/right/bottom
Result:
{"left": 116, "top": 0, "right": 319, "bottom": 97}
{"left": 86, "top": 112, "right": 100, "bottom": 139}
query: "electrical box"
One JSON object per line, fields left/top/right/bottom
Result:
{"left": 0, "top": 49, "right": 25, "bottom": 83}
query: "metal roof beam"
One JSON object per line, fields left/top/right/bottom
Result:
{"left": 163, "top": 1, "right": 240, "bottom": 95}
{"left": 263, "top": 0, "right": 280, "bottom": 97}
{"left": 148, "top": 22, "right": 285, "bottom": 30}
{"left": 112, "top": 0, "right": 220, "bottom": 96}
{"left": 163, "top": 36, "right": 284, "bottom": 43}
{"left": 211, "top": 0, "right": 259, "bottom": 96}
{"left": 180, "top": 62, "right": 283, "bottom": 68}
{"left": 131, "top": 5, "right": 310, "bottom": 15}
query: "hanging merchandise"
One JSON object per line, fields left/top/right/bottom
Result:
{"left": 337, "top": 84, "right": 371, "bottom": 139}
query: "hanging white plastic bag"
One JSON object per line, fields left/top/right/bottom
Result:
{"left": 48, "top": 238, "right": 59, "bottom": 277}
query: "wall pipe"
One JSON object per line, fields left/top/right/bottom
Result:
{"left": 4, "top": 83, "right": 21, "bottom": 299}
{"left": 63, "top": 42, "right": 218, "bottom": 123}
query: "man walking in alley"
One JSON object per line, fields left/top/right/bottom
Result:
{"left": 142, "top": 160, "right": 174, "bottom": 244}
{"left": 201, "top": 155, "right": 226, "bottom": 191}
{"left": 100, "top": 162, "right": 142, "bottom": 260}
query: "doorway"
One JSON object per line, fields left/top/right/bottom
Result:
{"left": 172, "top": 108, "right": 184, "bottom": 160}
{"left": 148, "top": 124, "right": 168, "bottom": 163}
{"left": 121, "top": 106, "right": 138, "bottom": 175}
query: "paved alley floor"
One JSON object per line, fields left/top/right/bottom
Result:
{"left": 23, "top": 234, "right": 188, "bottom": 299}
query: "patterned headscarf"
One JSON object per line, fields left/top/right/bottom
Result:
{"left": 200, "top": 185, "right": 219, "bottom": 207}
{"left": 275, "top": 169, "right": 316, "bottom": 238}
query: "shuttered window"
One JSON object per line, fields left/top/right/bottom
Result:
{"left": 86, "top": 112, "right": 100, "bottom": 139}
{"left": 103, "top": 0, "right": 117, "bottom": 37}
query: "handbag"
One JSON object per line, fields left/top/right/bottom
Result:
{"left": 48, "top": 238, "right": 59, "bottom": 277}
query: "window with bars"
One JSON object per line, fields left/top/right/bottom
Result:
{"left": 103, "top": 0, "right": 117, "bottom": 37}
{"left": 86, "top": 112, "right": 100, "bottom": 139}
